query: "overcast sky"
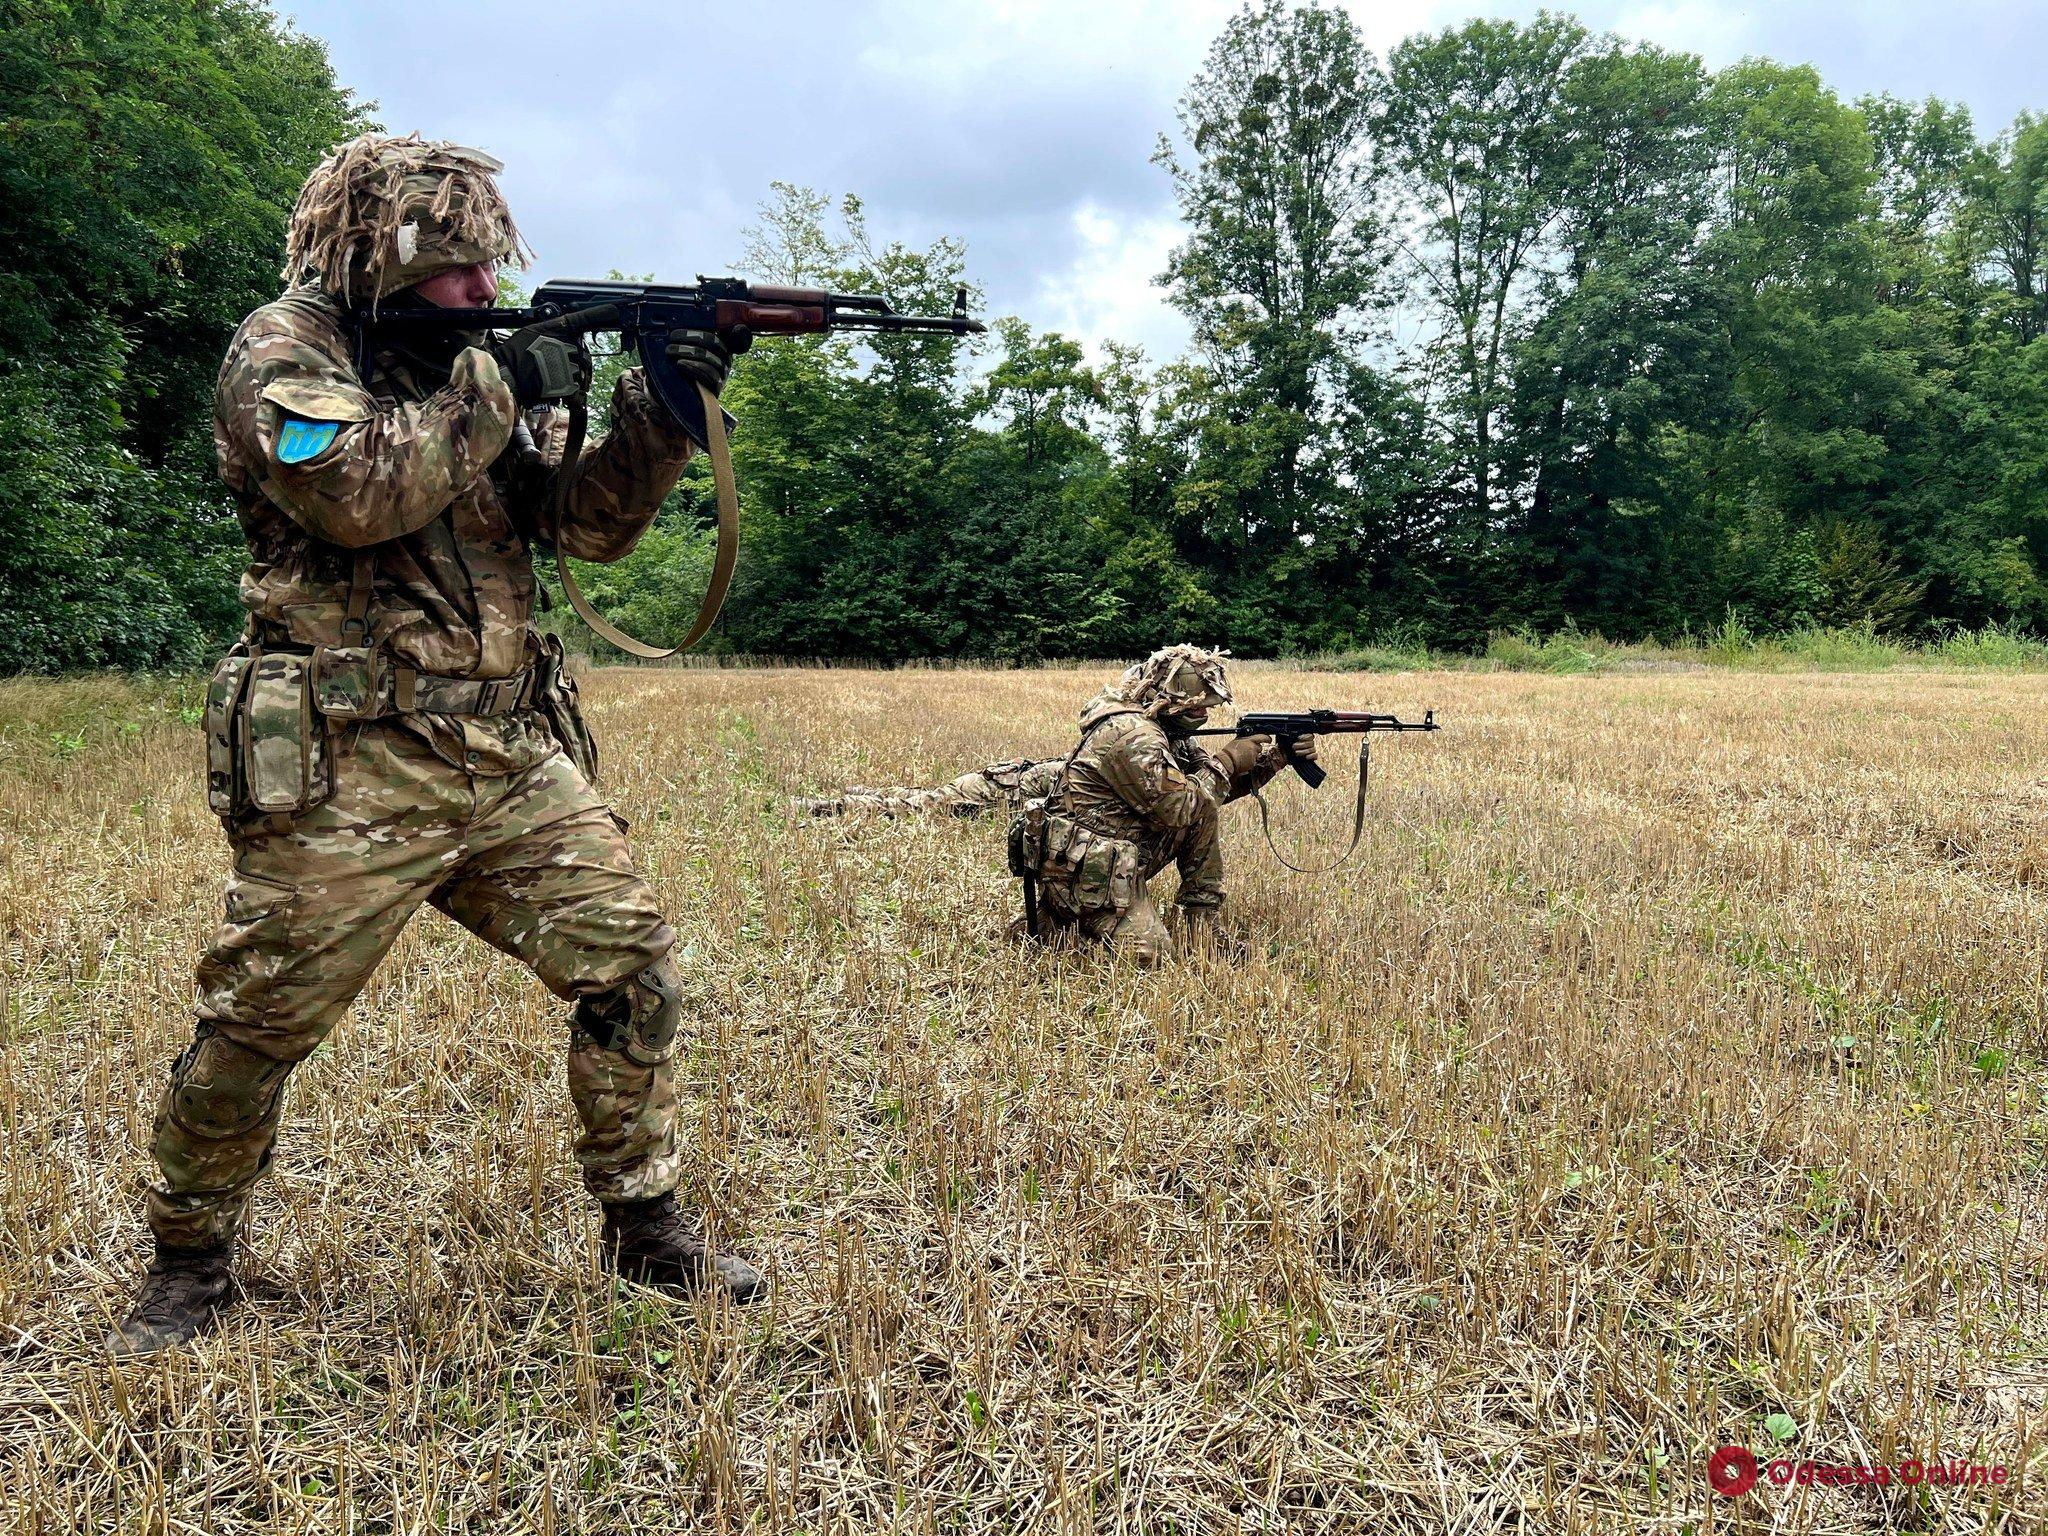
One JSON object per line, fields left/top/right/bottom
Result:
{"left": 276, "top": 0, "right": 2042, "bottom": 365}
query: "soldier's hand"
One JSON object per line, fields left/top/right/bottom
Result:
{"left": 666, "top": 330, "right": 734, "bottom": 397}
{"left": 1210, "top": 735, "right": 1268, "bottom": 780}
{"left": 1283, "top": 734, "right": 1319, "bottom": 766}
{"left": 491, "top": 325, "right": 592, "bottom": 408}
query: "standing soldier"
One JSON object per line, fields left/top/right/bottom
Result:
{"left": 1016, "top": 645, "right": 1311, "bottom": 964}
{"left": 112, "top": 134, "right": 763, "bottom": 1356}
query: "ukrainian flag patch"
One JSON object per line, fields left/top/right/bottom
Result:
{"left": 275, "top": 416, "right": 341, "bottom": 464}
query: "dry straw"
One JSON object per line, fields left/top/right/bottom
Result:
{"left": 0, "top": 664, "right": 2042, "bottom": 1532}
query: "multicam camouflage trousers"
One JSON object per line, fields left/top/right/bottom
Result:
{"left": 1038, "top": 793, "right": 1225, "bottom": 965}
{"left": 149, "top": 720, "right": 680, "bottom": 1248}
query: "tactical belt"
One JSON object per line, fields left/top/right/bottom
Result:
{"left": 326, "top": 549, "right": 533, "bottom": 716}
{"left": 382, "top": 666, "right": 533, "bottom": 716}
{"left": 256, "top": 639, "right": 535, "bottom": 719}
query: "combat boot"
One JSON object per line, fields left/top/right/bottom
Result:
{"left": 600, "top": 1195, "right": 766, "bottom": 1304}
{"left": 108, "top": 1238, "right": 236, "bottom": 1357}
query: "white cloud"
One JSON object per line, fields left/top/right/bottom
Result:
{"left": 1032, "top": 203, "right": 1188, "bottom": 363}
{"left": 1335, "top": 0, "right": 1469, "bottom": 54}
{"left": 277, "top": 0, "right": 2045, "bottom": 367}
{"left": 856, "top": 0, "right": 1238, "bottom": 96}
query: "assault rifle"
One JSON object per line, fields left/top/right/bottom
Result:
{"left": 357, "top": 277, "right": 984, "bottom": 456}
{"left": 355, "top": 277, "right": 986, "bottom": 656}
{"left": 1190, "top": 709, "right": 1438, "bottom": 788}
{"left": 1189, "top": 708, "right": 1440, "bottom": 872}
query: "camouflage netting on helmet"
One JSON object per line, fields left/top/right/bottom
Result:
{"left": 1112, "top": 644, "right": 1234, "bottom": 710}
{"left": 282, "top": 132, "right": 531, "bottom": 303}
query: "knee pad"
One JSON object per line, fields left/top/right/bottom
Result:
{"left": 165, "top": 1027, "right": 294, "bottom": 1140}
{"left": 574, "top": 957, "right": 683, "bottom": 1066}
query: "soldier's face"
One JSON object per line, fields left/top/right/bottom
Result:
{"left": 1163, "top": 702, "right": 1210, "bottom": 732}
{"left": 410, "top": 260, "right": 499, "bottom": 309}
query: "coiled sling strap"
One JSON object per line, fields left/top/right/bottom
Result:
{"left": 548, "top": 379, "right": 739, "bottom": 659}
{"left": 1248, "top": 736, "right": 1374, "bottom": 874}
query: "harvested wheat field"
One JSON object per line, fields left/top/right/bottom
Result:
{"left": 1, "top": 662, "right": 2045, "bottom": 1534}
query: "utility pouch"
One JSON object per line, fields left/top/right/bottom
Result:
{"left": 534, "top": 631, "right": 600, "bottom": 783}
{"left": 1072, "top": 838, "right": 1135, "bottom": 913}
{"left": 1028, "top": 810, "right": 1138, "bottom": 913}
{"left": 203, "top": 652, "right": 254, "bottom": 817}
{"left": 240, "top": 652, "right": 332, "bottom": 815}
{"left": 1036, "top": 811, "right": 1091, "bottom": 881}
{"left": 988, "top": 759, "right": 1033, "bottom": 793}
{"left": 310, "top": 644, "right": 384, "bottom": 722}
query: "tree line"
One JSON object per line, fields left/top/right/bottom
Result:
{"left": 5, "top": 0, "right": 2047, "bottom": 668}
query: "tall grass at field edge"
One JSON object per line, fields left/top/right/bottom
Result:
{"left": 1312, "top": 619, "right": 2048, "bottom": 674}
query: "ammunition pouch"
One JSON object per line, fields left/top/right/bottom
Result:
{"left": 203, "top": 651, "right": 255, "bottom": 818}
{"left": 204, "top": 647, "right": 334, "bottom": 821}
{"left": 1009, "top": 798, "right": 1140, "bottom": 915}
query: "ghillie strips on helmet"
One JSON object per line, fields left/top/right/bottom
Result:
{"left": 1113, "top": 644, "right": 1234, "bottom": 714}
{"left": 282, "top": 133, "right": 531, "bottom": 305}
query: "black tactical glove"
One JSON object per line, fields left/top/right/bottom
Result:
{"left": 490, "top": 324, "right": 592, "bottom": 409}
{"left": 665, "top": 329, "right": 736, "bottom": 397}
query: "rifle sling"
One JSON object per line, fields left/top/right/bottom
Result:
{"left": 550, "top": 380, "right": 739, "bottom": 660}
{"left": 1250, "top": 736, "right": 1373, "bottom": 875}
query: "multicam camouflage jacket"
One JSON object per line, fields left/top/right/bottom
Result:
{"left": 213, "top": 287, "right": 695, "bottom": 772}
{"left": 1058, "top": 691, "right": 1286, "bottom": 844}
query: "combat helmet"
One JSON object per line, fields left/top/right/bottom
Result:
{"left": 1116, "top": 644, "right": 1234, "bottom": 714}
{"left": 282, "top": 132, "right": 531, "bottom": 304}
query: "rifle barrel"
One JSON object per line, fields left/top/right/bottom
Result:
{"left": 1188, "top": 709, "right": 1439, "bottom": 736}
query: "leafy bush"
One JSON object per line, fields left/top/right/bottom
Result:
{"left": 1484, "top": 630, "right": 1607, "bottom": 674}
{"left": 1932, "top": 623, "right": 2048, "bottom": 668}
{"left": 0, "top": 0, "right": 362, "bottom": 671}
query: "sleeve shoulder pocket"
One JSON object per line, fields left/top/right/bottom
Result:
{"left": 259, "top": 379, "right": 373, "bottom": 467}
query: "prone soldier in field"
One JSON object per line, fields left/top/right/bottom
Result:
{"left": 794, "top": 758, "right": 1064, "bottom": 820}
{"left": 1010, "top": 645, "right": 1309, "bottom": 965}
{"left": 112, "top": 134, "right": 763, "bottom": 1356}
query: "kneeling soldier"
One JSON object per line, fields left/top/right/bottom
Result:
{"left": 113, "top": 133, "right": 763, "bottom": 1356}
{"left": 1016, "top": 645, "right": 1310, "bottom": 964}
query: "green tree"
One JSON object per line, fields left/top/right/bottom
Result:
{"left": 0, "top": 0, "right": 364, "bottom": 669}
{"left": 1155, "top": 0, "right": 1387, "bottom": 644}
{"left": 1966, "top": 114, "right": 2048, "bottom": 342}
{"left": 1382, "top": 15, "right": 1591, "bottom": 537}
{"left": 1509, "top": 40, "right": 1728, "bottom": 637}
